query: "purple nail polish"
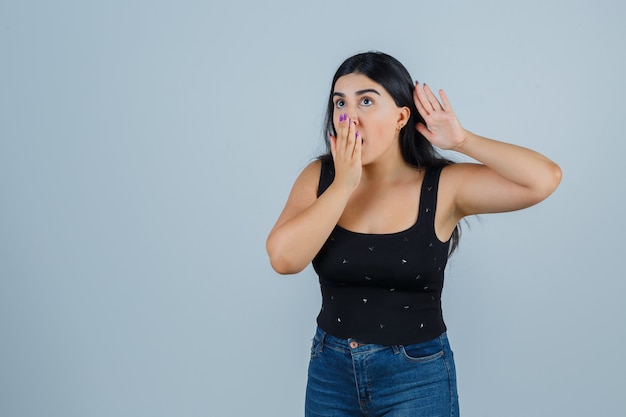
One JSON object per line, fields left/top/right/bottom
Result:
{"left": 356, "top": 130, "right": 359, "bottom": 137}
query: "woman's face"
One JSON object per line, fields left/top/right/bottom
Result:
{"left": 332, "top": 73, "right": 409, "bottom": 165}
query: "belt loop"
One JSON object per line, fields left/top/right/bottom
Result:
{"left": 392, "top": 345, "right": 400, "bottom": 354}
{"left": 318, "top": 327, "right": 326, "bottom": 352}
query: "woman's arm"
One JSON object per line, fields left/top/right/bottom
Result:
{"left": 266, "top": 161, "right": 352, "bottom": 274}
{"left": 446, "top": 133, "right": 562, "bottom": 217}
{"left": 266, "top": 115, "right": 362, "bottom": 274}
{"left": 414, "top": 83, "right": 562, "bottom": 219}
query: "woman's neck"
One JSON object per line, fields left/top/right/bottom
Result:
{"left": 360, "top": 143, "right": 416, "bottom": 184}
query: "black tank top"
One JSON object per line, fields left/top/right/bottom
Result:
{"left": 312, "top": 159, "right": 450, "bottom": 345}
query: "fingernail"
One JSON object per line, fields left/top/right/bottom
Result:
{"left": 356, "top": 130, "right": 359, "bottom": 137}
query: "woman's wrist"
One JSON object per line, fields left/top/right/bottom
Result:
{"left": 451, "top": 129, "right": 479, "bottom": 154}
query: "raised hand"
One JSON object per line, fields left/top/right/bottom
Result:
{"left": 413, "top": 82, "right": 467, "bottom": 150}
{"left": 330, "top": 113, "right": 362, "bottom": 191}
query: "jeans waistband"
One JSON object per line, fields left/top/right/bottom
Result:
{"left": 313, "top": 326, "right": 448, "bottom": 354}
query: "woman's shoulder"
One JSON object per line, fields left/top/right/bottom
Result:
{"left": 301, "top": 158, "right": 323, "bottom": 180}
{"left": 289, "top": 159, "right": 323, "bottom": 196}
{"left": 438, "top": 162, "right": 485, "bottom": 183}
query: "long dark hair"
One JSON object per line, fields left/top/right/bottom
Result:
{"left": 320, "top": 51, "right": 461, "bottom": 253}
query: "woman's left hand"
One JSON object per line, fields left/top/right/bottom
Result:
{"left": 413, "top": 82, "right": 467, "bottom": 150}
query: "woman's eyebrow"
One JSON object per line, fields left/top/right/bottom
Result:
{"left": 356, "top": 88, "right": 381, "bottom": 96}
{"left": 332, "top": 89, "right": 382, "bottom": 98}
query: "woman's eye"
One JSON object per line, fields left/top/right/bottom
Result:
{"left": 360, "top": 98, "right": 373, "bottom": 106}
{"left": 335, "top": 100, "right": 345, "bottom": 108}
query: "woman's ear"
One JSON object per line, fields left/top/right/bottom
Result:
{"left": 397, "top": 106, "right": 411, "bottom": 130}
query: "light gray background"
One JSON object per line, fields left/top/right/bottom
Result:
{"left": 1, "top": 1, "right": 624, "bottom": 416}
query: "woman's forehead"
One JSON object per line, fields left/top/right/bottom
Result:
{"left": 333, "top": 73, "right": 383, "bottom": 93}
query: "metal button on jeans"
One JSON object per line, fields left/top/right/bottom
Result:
{"left": 349, "top": 341, "right": 359, "bottom": 349}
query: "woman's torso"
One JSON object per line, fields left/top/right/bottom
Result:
{"left": 312, "top": 159, "right": 451, "bottom": 345}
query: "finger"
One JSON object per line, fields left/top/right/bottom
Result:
{"left": 329, "top": 134, "right": 337, "bottom": 158}
{"left": 413, "top": 83, "right": 431, "bottom": 118}
{"left": 415, "top": 122, "right": 432, "bottom": 140}
{"left": 424, "top": 84, "right": 443, "bottom": 112}
{"left": 415, "top": 82, "right": 435, "bottom": 113}
{"left": 335, "top": 113, "right": 349, "bottom": 152}
{"left": 439, "top": 89, "right": 453, "bottom": 112}
{"left": 345, "top": 117, "right": 357, "bottom": 155}
{"left": 352, "top": 129, "right": 362, "bottom": 160}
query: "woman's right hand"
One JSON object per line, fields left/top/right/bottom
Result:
{"left": 330, "top": 113, "right": 362, "bottom": 191}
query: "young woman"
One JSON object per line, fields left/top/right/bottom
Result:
{"left": 266, "top": 52, "right": 561, "bottom": 417}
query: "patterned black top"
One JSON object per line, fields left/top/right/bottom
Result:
{"left": 312, "top": 159, "right": 450, "bottom": 345}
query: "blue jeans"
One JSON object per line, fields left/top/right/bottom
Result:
{"left": 305, "top": 327, "right": 459, "bottom": 417}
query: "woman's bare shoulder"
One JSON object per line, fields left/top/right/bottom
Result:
{"left": 284, "top": 159, "right": 324, "bottom": 206}
{"left": 295, "top": 159, "right": 323, "bottom": 191}
{"left": 269, "top": 159, "right": 323, "bottom": 234}
{"left": 438, "top": 162, "right": 482, "bottom": 188}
